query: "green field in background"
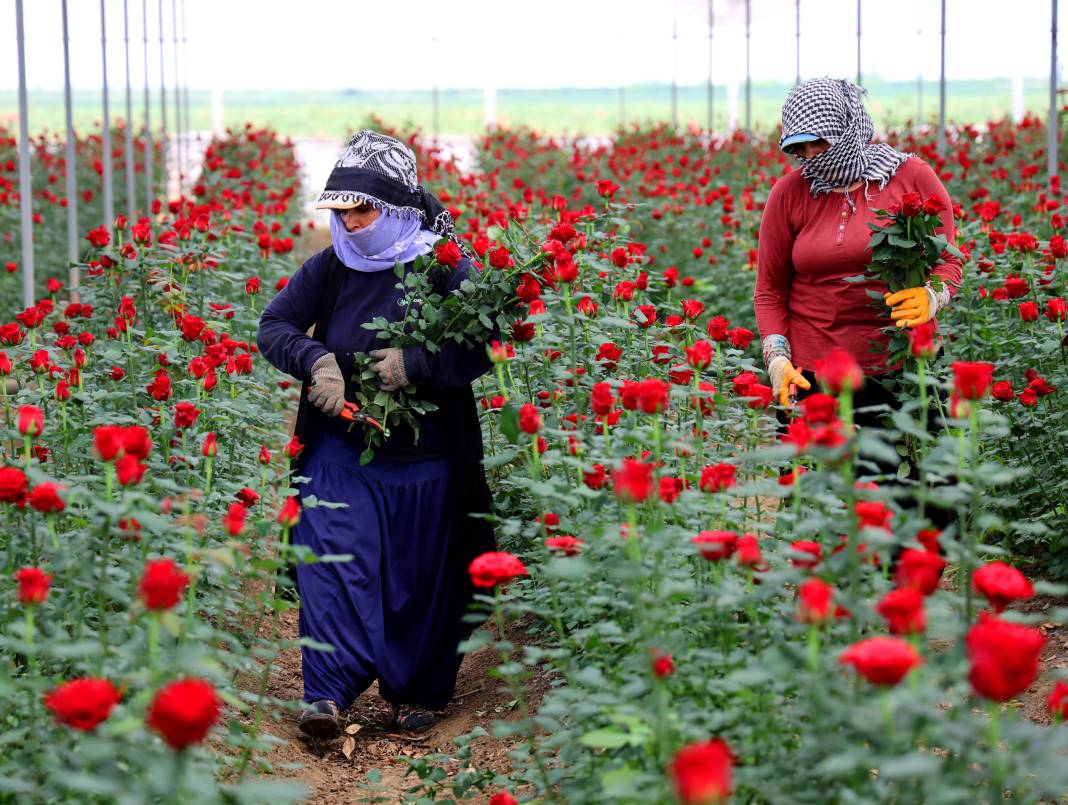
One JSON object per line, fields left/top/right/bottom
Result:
{"left": 0, "top": 79, "right": 1057, "bottom": 139}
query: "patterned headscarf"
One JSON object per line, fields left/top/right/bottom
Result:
{"left": 779, "top": 78, "right": 910, "bottom": 209}
{"left": 316, "top": 130, "right": 466, "bottom": 252}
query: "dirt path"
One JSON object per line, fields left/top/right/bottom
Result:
{"left": 254, "top": 608, "right": 543, "bottom": 804}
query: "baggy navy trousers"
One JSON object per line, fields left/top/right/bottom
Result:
{"left": 292, "top": 431, "right": 465, "bottom": 710}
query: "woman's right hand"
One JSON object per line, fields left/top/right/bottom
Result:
{"left": 308, "top": 353, "right": 346, "bottom": 416}
{"left": 768, "top": 356, "right": 811, "bottom": 407}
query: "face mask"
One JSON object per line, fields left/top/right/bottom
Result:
{"left": 329, "top": 208, "right": 438, "bottom": 272}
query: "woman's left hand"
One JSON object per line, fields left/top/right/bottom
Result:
{"left": 883, "top": 287, "right": 934, "bottom": 328}
{"left": 369, "top": 348, "right": 409, "bottom": 391}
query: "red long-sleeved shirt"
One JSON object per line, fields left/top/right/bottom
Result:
{"left": 754, "top": 156, "right": 962, "bottom": 373}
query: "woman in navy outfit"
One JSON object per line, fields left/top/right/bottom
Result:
{"left": 257, "top": 131, "right": 495, "bottom": 737}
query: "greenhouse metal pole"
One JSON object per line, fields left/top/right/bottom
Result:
{"left": 745, "top": 0, "right": 751, "bottom": 135}
{"left": 158, "top": 0, "right": 168, "bottom": 199}
{"left": 671, "top": 1, "right": 678, "bottom": 129}
{"left": 795, "top": 0, "right": 801, "bottom": 86}
{"left": 142, "top": 0, "right": 153, "bottom": 208}
{"left": 15, "top": 0, "right": 34, "bottom": 308}
{"left": 937, "top": 0, "right": 946, "bottom": 156}
{"left": 181, "top": 0, "right": 190, "bottom": 173}
{"left": 917, "top": 25, "right": 923, "bottom": 126}
{"left": 431, "top": 36, "right": 440, "bottom": 141}
{"left": 707, "top": 0, "right": 714, "bottom": 132}
{"left": 856, "top": 0, "right": 862, "bottom": 86}
{"left": 62, "top": 0, "right": 79, "bottom": 294}
{"left": 123, "top": 0, "right": 136, "bottom": 220}
{"left": 171, "top": 0, "right": 182, "bottom": 190}
{"left": 101, "top": 0, "right": 115, "bottom": 230}
{"left": 619, "top": 86, "right": 626, "bottom": 129}
{"left": 1050, "top": 0, "right": 1059, "bottom": 188}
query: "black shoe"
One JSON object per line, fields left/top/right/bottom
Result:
{"left": 391, "top": 703, "right": 435, "bottom": 733}
{"left": 299, "top": 699, "right": 341, "bottom": 739}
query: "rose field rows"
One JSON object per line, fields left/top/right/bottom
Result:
{"left": 2, "top": 115, "right": 1068, "bottom": 803}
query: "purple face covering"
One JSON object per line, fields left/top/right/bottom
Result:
{"left": 329, "top": 209, "right": 438, "bottom": 272}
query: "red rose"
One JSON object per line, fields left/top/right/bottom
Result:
{"left": 222, "top": 503, "right": 246, "bottom": 537}
{"left": 875, "top": 587, "right": 926, "bottom": 634}
{"left": 180, "top": 315, "right": 205, "bottom": 341}
{"left": 921, "top": 193, "right": 946, "bottom": 215}
{"left": 651, "top": 650, "right": 675, "bottom": 678}
{"left": 583, "top": 464, "right": 607, "bottom": 489}
{"left": 735, "top": 534, "right": 763, "bottom": 567}
{"left": 115, "top": 454, "right": 147, "bottom": 486}
{"left": 706, "top": 315, "right": 730, "bottom": 341}
{"left": 590, "top": 382, "right": 616, "bottom": 416}
{"left": 202, "top": 432, "right": 218, "bottom": 457}
{"left": 1018, "top": 301, "right": 1040, "bottom": 321}
{"left": 991, "top": 381, "right": 1014, "bottom": 402}
{"left": 17, "top": 405, "right": 43, "bottom": 437}
{"left": 43, "top": 678, "right": 121, "bottom": 731}
{"left": 668, "top": 738, "right": 733, "bottom": 805}
{"left": 433, "top": 240, "right": 463, "bottom": 268}
{"left": 145, "top": 373, "right": 172, "bottom": 401}
{"left": 796, "top": 577, "right": 834, "bottom": 623}
{"left": 467, "top": 551, "right": 528, "bottom": 588}
{"left": 799, "top": 393, "right": 838, "bottom": 425}
{"left": 258, "top": 445, "right": 272, "bottom": 465}
{"left": 685, "top": 339, "right": 713, "bottom": 370}
{"left": 895, "top": 548, "right": 946, "bottom": 595}
{"left": 1003, "top": 275, "right": 1029, "bottom": 298}
{"left": 839, "top": 636, "right": 922, "bottom": 685}
{"left": 596, "top": 178, "right": 620, "bottom": 198}
{"left": 283, "top": 436, "right": 304, "bottom": 460}
{"left": 815, "top": 348, "right": 863, "bottom": 393}
{"left": 699, "top": 463, "right": 736, "bottom": 493}
{"left": 545, "top": 535, "right": 583, "bottom": 556}
{"left": 15, "top": 566, "right": 52, "bottom": 604}
{"left": 174, "top": 402, "right": 201, "bottom": 430}
{"left": 612, "top": 458, "right": 654, "bottom": 503}
{"left": 635, "top": 378, "right": 670, "bottom": 414}
{"left": 908, "top": 321, "right": 939, "bottom": 358}
{"left": 277, "top": 496, "right": 301, "bottom": 528}
{"left": 489, "top": 794, "right": 519, "bottom": 805}
{"left": 790, "top": 540, "right": 822, "bottom": 569}
{"left": 245, "top": 276, "right": 261, "bottom": 295}
{"left": 726, "top": 327, "right": 753, "bottom": 349}
{"left": 951, "top": 361, "right": 995, "bottom": 400}
{"left": 146, "top": 678, "right": 221, "bottom": 749}
{"left": 0, "top": 466, "right": 29, "bottom": 503}
{"left": 518, "top": 403, "right": 542, "bottom": 435}
{"left": 1048, "top": 680, "right": 1068, "bottom": 720}
{"left": 972, "top": 561, "right": 1034, "bottom": 613}
{"left": 28, "top": 482, "right": 65, "bottom": 513}
{"left": 510, "top": 319, "right": 536, "bottom": 343}
{"left": 680, "top": 299, "right": 705, "bottom": 321}
{"left": 235, "top": 487, "right": 259, "bottom": 508}
{"left": 966, "top": 612, "right": 1045, "bottom": 701}
{"left": 900, "top": 192, "right": 923, "bottom": 217}
{"left": 692, "top": 530, "right": 738, "bottom": 562}
{"left": 138, "top": 558, "right": 190, "bottom": 611}
{"left": 1046, "top": 297, "right": 1068, "bottom": 321}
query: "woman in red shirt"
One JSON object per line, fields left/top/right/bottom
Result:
{"left": 755, "top": 78, "right": 962, "bottom": 409}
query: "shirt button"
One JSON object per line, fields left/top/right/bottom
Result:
{"left": 841, "top": 211, "right": 848, "bottom": 217}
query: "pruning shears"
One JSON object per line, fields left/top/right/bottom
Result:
{"left": 338, "top": 400, "right": 385, "bottom": 433}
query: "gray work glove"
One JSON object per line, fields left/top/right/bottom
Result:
{"left": 368, "top": 348, "right": 408, "bottom": 392}
{"left": 308, "top": 353, "right": 346, "bottom": 416}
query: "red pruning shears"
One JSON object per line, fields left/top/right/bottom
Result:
{"left": 339, "top": 400, "right": 385, "bottom": 433}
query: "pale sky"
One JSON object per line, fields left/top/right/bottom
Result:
{"left": 2, "top": 0, "right": 1063, "bottom": 92}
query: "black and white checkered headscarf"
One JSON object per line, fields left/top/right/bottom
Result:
{"left": 780, "top": 78, "right": 910, "bottom": 210}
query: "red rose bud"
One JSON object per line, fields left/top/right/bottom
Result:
{"left": 596, "top": 178, "right": 620, "bottom": 198}
{"left": 972, "top": 561, "right": 1034, "bottom": 613}
{"left": 489, "top": 794, "right": 519, "bottom": 805}
{"left": 518, "top": 403, "right": 542, "bottom": 434}
{"left": 839, "top": 636, "right": 922, "bottom": 686}
{"left": 691, "top": 530, "right": 738, "bottom": 561}
{"left": 545, "top": 535, "right": 583, "bottom": 556}
{"left": 138, "top": 558, "right": 190, "bottom": 610}
{"left": 735, "top": 534, "right": 763, "bottom": 567}
{"left": 1048, "top": 681, "right": 1068, "bottom": 720}
{"left": 900, "top": 191, "right": 923, "bottom": 217}
{"left": 284, "top": 436, "right": 303, "bottom": 459}
{"left": 895, "top": 548, "right": 946, "bottom": 596}
{"left": 699, "top": 463, "right": 736, "bottom": 493}
{"left": 668, "top": 738, "right": 734, "bottom": 805}
{"left": 258, "top": 445, "right": 271, "bottom": 465}
{"left": 174, "top": 402, "right": 201, "bottom": 430}
{"left": 796, "top": 577, "right": 834, "bottom": 623}
{"left": 951, "top": 361, "right": 995, "bottom": 400}
{"left": 815, "top": 348, "right": 863, "bottom": 393}
{"left": 1018, "top": 300, "right": 1040, "bottom": 321}
{"left": 611, "top": 458, "right": 654, "bottom": 503}
{"left": 43, "top": 678, "right": 122, "bottom": 731}
{"left": 115, "top": 454, "right": 147, "bottom": 486}
{"left": 201, "top": 432, "right": 218, "bottom": 457}
{"left": 15, "top": 566, "right": 52, "bottom": 604}
{"left": 222, "top": 503, "right": 247, "bottom": 537}
{"left": 277, "top": 496, "right": 301, "bottom": 527}
{"left": 875, "top": 587, "right": 926, "bottom": 635}
{"left": 146, "top": 678, "right": 221, "bottom": 749}
{"left": 651, "top": 650, "right": 675, "bottom": 678}
{"left": 17, "top": 405, "right": 44, "bottom": 437}
{"left": 28, "top": 482, "right": 65, "bottom": 513}
{"left": 967, "top": 612, "right": 1045, "bottom": 701}
{"left": 468, "top": 550, "right": 528, "bottom": 588}
{"left": 921, "top": 193, "right": 946, "bottom": 215}
{"left": 685, "top": 339, "right": 713, "bottom": 370}
{"left": 908, "top": 321, "right": 939, "bottom": 358}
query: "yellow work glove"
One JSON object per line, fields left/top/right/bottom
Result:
{"left": 884, "top": 287, "right": 934, "bottom": 328}
{"left": 768, "top": 356, "right": 812, "bottom": 407}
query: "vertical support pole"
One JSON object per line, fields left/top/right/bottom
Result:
{"left": 1050, "top": 0, "right": 1059, "bottom": 189}
{"left": 745, "top": 0, "right": 751, "bottom": 135}
{"left": 431, "top": 36, "right": 440, "bottom": 142}
{"left": 62, "top": 0, "right": 80, "bottom": 295}
{"left": 123, "top": 0, "right": 136, "bottom": 220}
{"left": 938, "top": 0, "right": 946, "bottom": 156}
{"left": 917, "top": 23, "right": 923, "bottom": 125}
{"left": 15, "top": 0, "right": 34, "bottom": 308}
{"left": 181, "top": 0, "right": 190, "bottom": 170}
{"left": 143, "top": 0, "right": 153, "bottom": 207}
{"left": 619, "top": 86, "right": 626, "bottom": 129}
{"left": 707, "top": 0, "right": 714, "bottom": 132}
{"left": 795, "top": 0, "right": 801, "bottom": 86}
{"left": 158, "top": 0, "right": 169, "bottom": 200}
{"left": 671, "top": 0, "right": 678, "bottom": 129}
{"left": 101, "top": 0, "right": 115, "bottom": 229}
{"left": 171, "top": 0, "right": 182, "bottom": 191}
{"left": 856, "top": 0, "right": 862, "bottom": 87}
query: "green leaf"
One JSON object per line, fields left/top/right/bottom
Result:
{"left": 499, "top": 402, "right": 521, "bottom": 445}
{"left": 579, "top": 727, "right": 635, "bottom": 749}
{"left": 888, "top": 234, "right": 917, "bottom": 249}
